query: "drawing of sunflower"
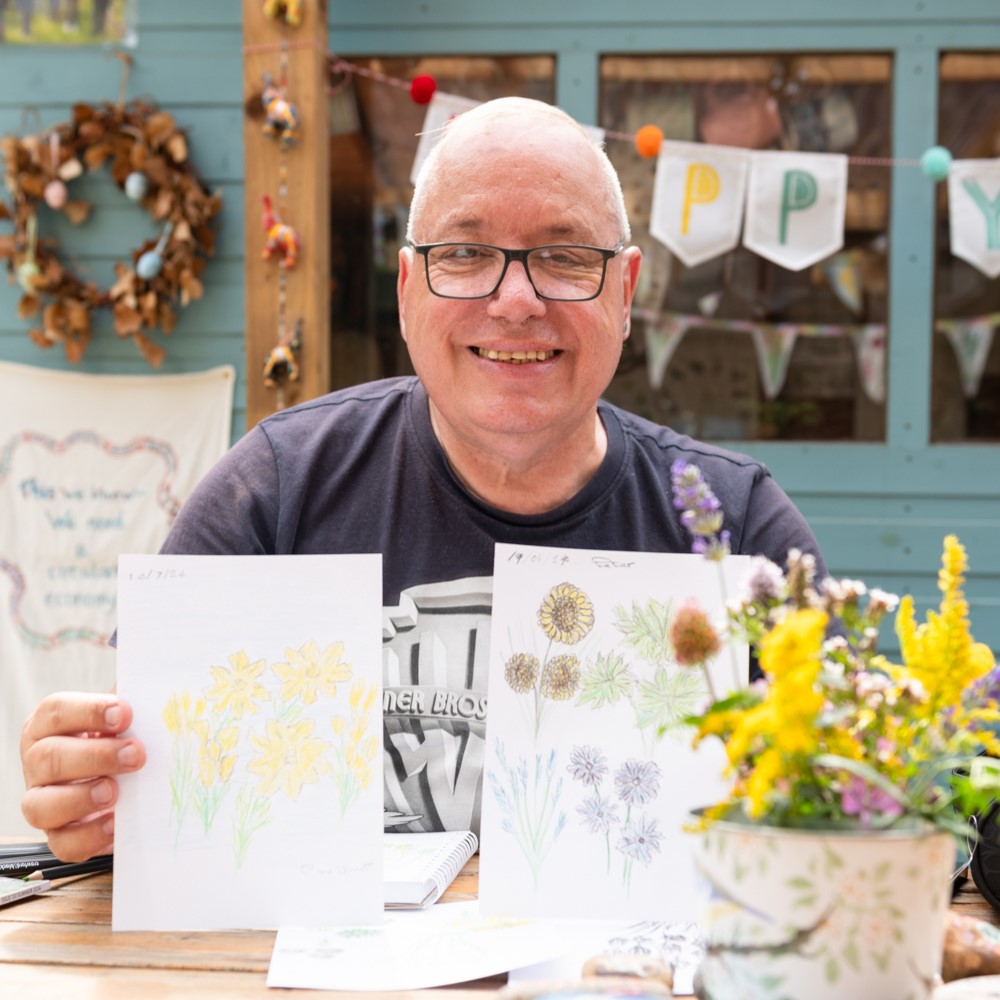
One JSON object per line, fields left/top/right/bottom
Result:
{"left": 505, "top": 652, "right": 540, "bottom": 693}
{"left": 272, "top": 640, "right": 353, "bottom": 703}
{"left": 540, "top": 654, "right": 581, "bottom": 700}
{"left": 205, "top": 650, "right": 271, "bottom": 718}
{"left": 538, "top": 582, "right": 595, "bottom": 645}
{"left": 248, "top": 718, "right": 332, "bottom": 799}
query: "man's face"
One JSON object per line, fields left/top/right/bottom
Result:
{"left": 398, "top": 124, "right": 641, "bottom": 454}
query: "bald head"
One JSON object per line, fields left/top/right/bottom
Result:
{"left": 407, "top": 97, "right": 630, "bottom": 245}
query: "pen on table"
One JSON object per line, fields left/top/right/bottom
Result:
{"left": 0, "top": 856, "right": 60, "bottom": 877}
{"left": 23, "top": 855, "right": 114, "bottom": 882}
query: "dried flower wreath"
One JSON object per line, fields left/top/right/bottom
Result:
{"left": 0, "top": 101, "right": 222, "bottom": 366}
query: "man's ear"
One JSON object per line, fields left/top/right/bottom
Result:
{"left": 621, "top": 245, "right": 642, "bottom": 339}
{"left": 397, "top": 246, "right": 414, "bottom": 342}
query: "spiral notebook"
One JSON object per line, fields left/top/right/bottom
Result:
{"left": 383, "top": 831, "right": 478, "bottom": 909}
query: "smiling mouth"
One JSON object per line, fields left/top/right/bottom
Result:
{"left": 473, "top": 348, "right": 559, "bottom": 364}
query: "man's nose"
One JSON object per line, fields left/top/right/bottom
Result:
{"left": 487, "top": 259, "right": 546, "bottom": 319}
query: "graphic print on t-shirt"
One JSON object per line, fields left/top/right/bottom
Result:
{"left": 382, "top": 577, "right": 491, "bottom": 836}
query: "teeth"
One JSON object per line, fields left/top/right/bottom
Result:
{"left": 476, "top": 348, "right": 555, "bottom": 364}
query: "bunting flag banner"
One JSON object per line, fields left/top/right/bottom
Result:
{"left": 948, "top": 158, "right": 1000, "bottom": 278}
{"left": 638, "top": 310, "right": 890, "bottom": 404}
{"left": 650, "top": 140, "right": 750, "bottom": 267}
{"left": 643, "top": 314, "right": 692, "bottom": 389}
{"left": 698, "top": 290, "right": 723, "bottom": 317}
{"left": 851, "top": 324, "right": 888, "bottom": 404}
{"left": 822, "top": 250, "right": 864, "bottom": 314}
{"left": 410, "top": 91, "right": 481, "bottom": 185}
{"left": 0, "top": 362, "right": 234, "bottom": 836}
{"left": 743, "top": 151, "right": 848, "bottom": 271}
{"left": 750, "top": 324, "right": 799, "bottom": 398}
{"left": 936, "top": 312, "right": 1000, "bottom": 398}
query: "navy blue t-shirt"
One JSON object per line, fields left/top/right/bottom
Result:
{"left": 160, "top": 377, "right": 825, "bottom": 835}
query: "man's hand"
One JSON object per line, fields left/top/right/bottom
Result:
{"left": 20, "top": 693, "right": 147, "bottom": 862}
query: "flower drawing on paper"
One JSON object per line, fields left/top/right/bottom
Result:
{"left": 504, "top": 581, "right": 593, "bottom": 735}
{"left": 162, "top": 637, "right": 373, "bottom": 868}
{"left": 504, "top": 652, "right": 540, "bottom": 693}
{"left": 538, "top": 582, "right": 596, "bottom": 645}
{"left": 488, "top": 738, "right": 566, "bottom": 889}
{"left": 272, "top": 640, "right": 352, "bottom": 703}
{"left": 205, "top": 651, "right": 271, "bottom": 718}
{"left": 569, "top": 745, "right": 664, "bottom": 888}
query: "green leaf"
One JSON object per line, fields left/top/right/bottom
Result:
{"left": 613, "top": 598, "right": 673, "bottom": 665}
{"left": 576, "top": 651, "right": 633, "bottom": 709}
{"left": 825, "top": 957, "right": 839, "bottom": 984}
{"left": 635, "top": 665, "right": 705, "bottom": 733}
{"left": 842, "top": 938, "right": 860, "bottom": 971}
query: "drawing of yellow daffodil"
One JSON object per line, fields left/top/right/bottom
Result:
{"left": 163, "top": 690, "right": 207, "bottom": 838}
{"left": 248, "top": 718, "right": 333, "bottom": 799}
{"left": 538, "top": 583, "right": 595, "bottom": 645}
{"left": 205, "top": 650, "right": 271, "bottom": 718}
{"left": 330, "top": 678, "right": 379, "bottom": 817}
{"left": 192, "top": 721, "right": 239, "bottom": 833}
{"left": 272, "top": 640, "right": 353, "bottom": 704}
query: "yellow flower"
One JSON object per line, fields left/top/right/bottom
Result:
{"left": 540, "top": 654, "right": 581, "bottom": 700}
{"left": 248, "top": 718, "right": 332, "bottom": 800}
{"left": 163, "top": 691, "right": 206, "bottom": 734}
{"left": 272, "top": 640, "right": 353, "bottom": 703}
{"left": 758, "top": 608, "right": 827, "bottom": 679}
{"left": 538, "top": 583, "right": 595, "bottom": 644}
{"left": 348, "top": 678, "right": 376, "bottom": 713}
{"left": 504, "top": 652, "right": 540, "bottom": 693}
{"left": 205, "top": 651, "right": 271, "bottom": 718}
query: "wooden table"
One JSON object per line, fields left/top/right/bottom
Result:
{"left": 2, "top": 855, "right": 998, "bottom": 999}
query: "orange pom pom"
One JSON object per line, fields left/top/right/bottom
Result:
{"left": 635, "top": 124, "right": 664, "bottom": 158}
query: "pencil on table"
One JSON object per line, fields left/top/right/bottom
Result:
{"left": 23, "top": 856, "right": 114, "bottom": 882}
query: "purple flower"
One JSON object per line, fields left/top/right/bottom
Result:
{"left": 840, "top": 775, "right": 903, "bottom": 827}
{"left": 614, "top": 758, "right": 662, "bottom": 807}
{"left": 670, "top": 460, "right": 731, "bottom": 561}
{"left": 617, "top": 815, "right": 663, "bottom": 865}
{"left": 577, "top": 794, "right": 620, "bottom": 834}
{"left": 567, "top": 745, "right": 608, "bottom": 787}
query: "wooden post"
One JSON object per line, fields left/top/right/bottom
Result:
{"left": 242, "top": 0, "right": 330, "bottom": 427}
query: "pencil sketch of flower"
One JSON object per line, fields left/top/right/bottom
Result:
{"left": 162, "top": 690, "right": 206, "bottom": 838}
{"left": 567, "top": 744, "right": 608, "bottom": 786}
{"left": 570, "top": 750, "right": 663, "bottom": 888}
{"left": 614, "top": 598, "right": 673, "bottom": 665}
{"left": 205, "top": 650, "right": 271, "bottom": 718}
{"left": 272, "top": 640, "right": 353, "bottom": 704}
{"left": 192, "top": 719, "right": 239, "bottom": 833}
{"left": 488, "top": 738, "right": 566, "bottom": 888}
{"left": 504, "top": 582, "right": 596, "bottom": 736}
{"left": 615, "top": 758, "right": 662, "bottom": 808}
{"left": 505, "top": 652, "right": 540, "bottom": 693}
{"left": 248, "top": 718, "right": 333, "bottom": 799}
{"left": 538, "top": 582, "right": 595, "bottom": 645}
{"left": 618, "top": 815, "right": 664, "bottom": 866}
{"left": 632, "top": 666, "right": 706, "bottom": 740}
{"left": 540, "top": 654, "right": 581, "bottom": 700}
{"left": 329, "top": 678, "right": 379, "bottom": 817}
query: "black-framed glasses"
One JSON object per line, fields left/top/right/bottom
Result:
{"left": 409, "top": 241, "right": 625, "bottom": 302}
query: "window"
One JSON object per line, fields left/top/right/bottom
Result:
{"left": 931, "top": 53, "right": 1000, "bottom": 443}
{"left": 599, "top": 54, "right": 892, "bottom": 441}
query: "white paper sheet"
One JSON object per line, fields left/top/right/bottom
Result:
{"left": 268, "top": 900, "right": 618, "bottom": 991}
{"left": 113, "top": 554, "right": 384, "bottom": 931}
{"left": 479, "top": 543, "right": 748, "bottom": 922}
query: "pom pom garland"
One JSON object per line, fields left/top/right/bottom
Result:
{"left": 921, "top": 145, "right": 953, "bottom": 182}
{"left": 635, "top": 124, "right": 664, "bottom": 159}
{"left": 409, "top": 75, "right": 437, "bottom": 105}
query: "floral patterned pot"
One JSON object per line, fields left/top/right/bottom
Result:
{"left": 687, "top": 811, "right": 955, "bottom": 1000}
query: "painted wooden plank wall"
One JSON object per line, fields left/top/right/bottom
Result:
{"left": 0, "top": 4, "right": 247, "bottom": 428}
{"left": 1, "top": 3, "right": 997, "bottom": 657}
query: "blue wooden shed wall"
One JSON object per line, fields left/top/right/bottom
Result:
{"left": 1, "top": 2, "right": 998, "bottom": 656}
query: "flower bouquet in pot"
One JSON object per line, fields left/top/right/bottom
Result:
{"left": 668, "top": 462, "right": 1000, "bottom": 1000}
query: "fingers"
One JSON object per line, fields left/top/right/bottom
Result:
{"left": 20, "top": 691, "right": 131, "bottom": 758}
{"left": 20, "top": 691, "right": 146, "bottom": 862}
{"left": 22, "top": 784, "right": 118, "bottom": 863}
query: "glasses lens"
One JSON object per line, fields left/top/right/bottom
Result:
{"left": 527, "top": 246, "right": 608, "bottom": 300}
{"left": 424, "top": 244, "right": 505, "bottom": 298}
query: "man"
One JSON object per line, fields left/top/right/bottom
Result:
{"left": 20, "top": 98, "right": 825, "bottom": 861}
